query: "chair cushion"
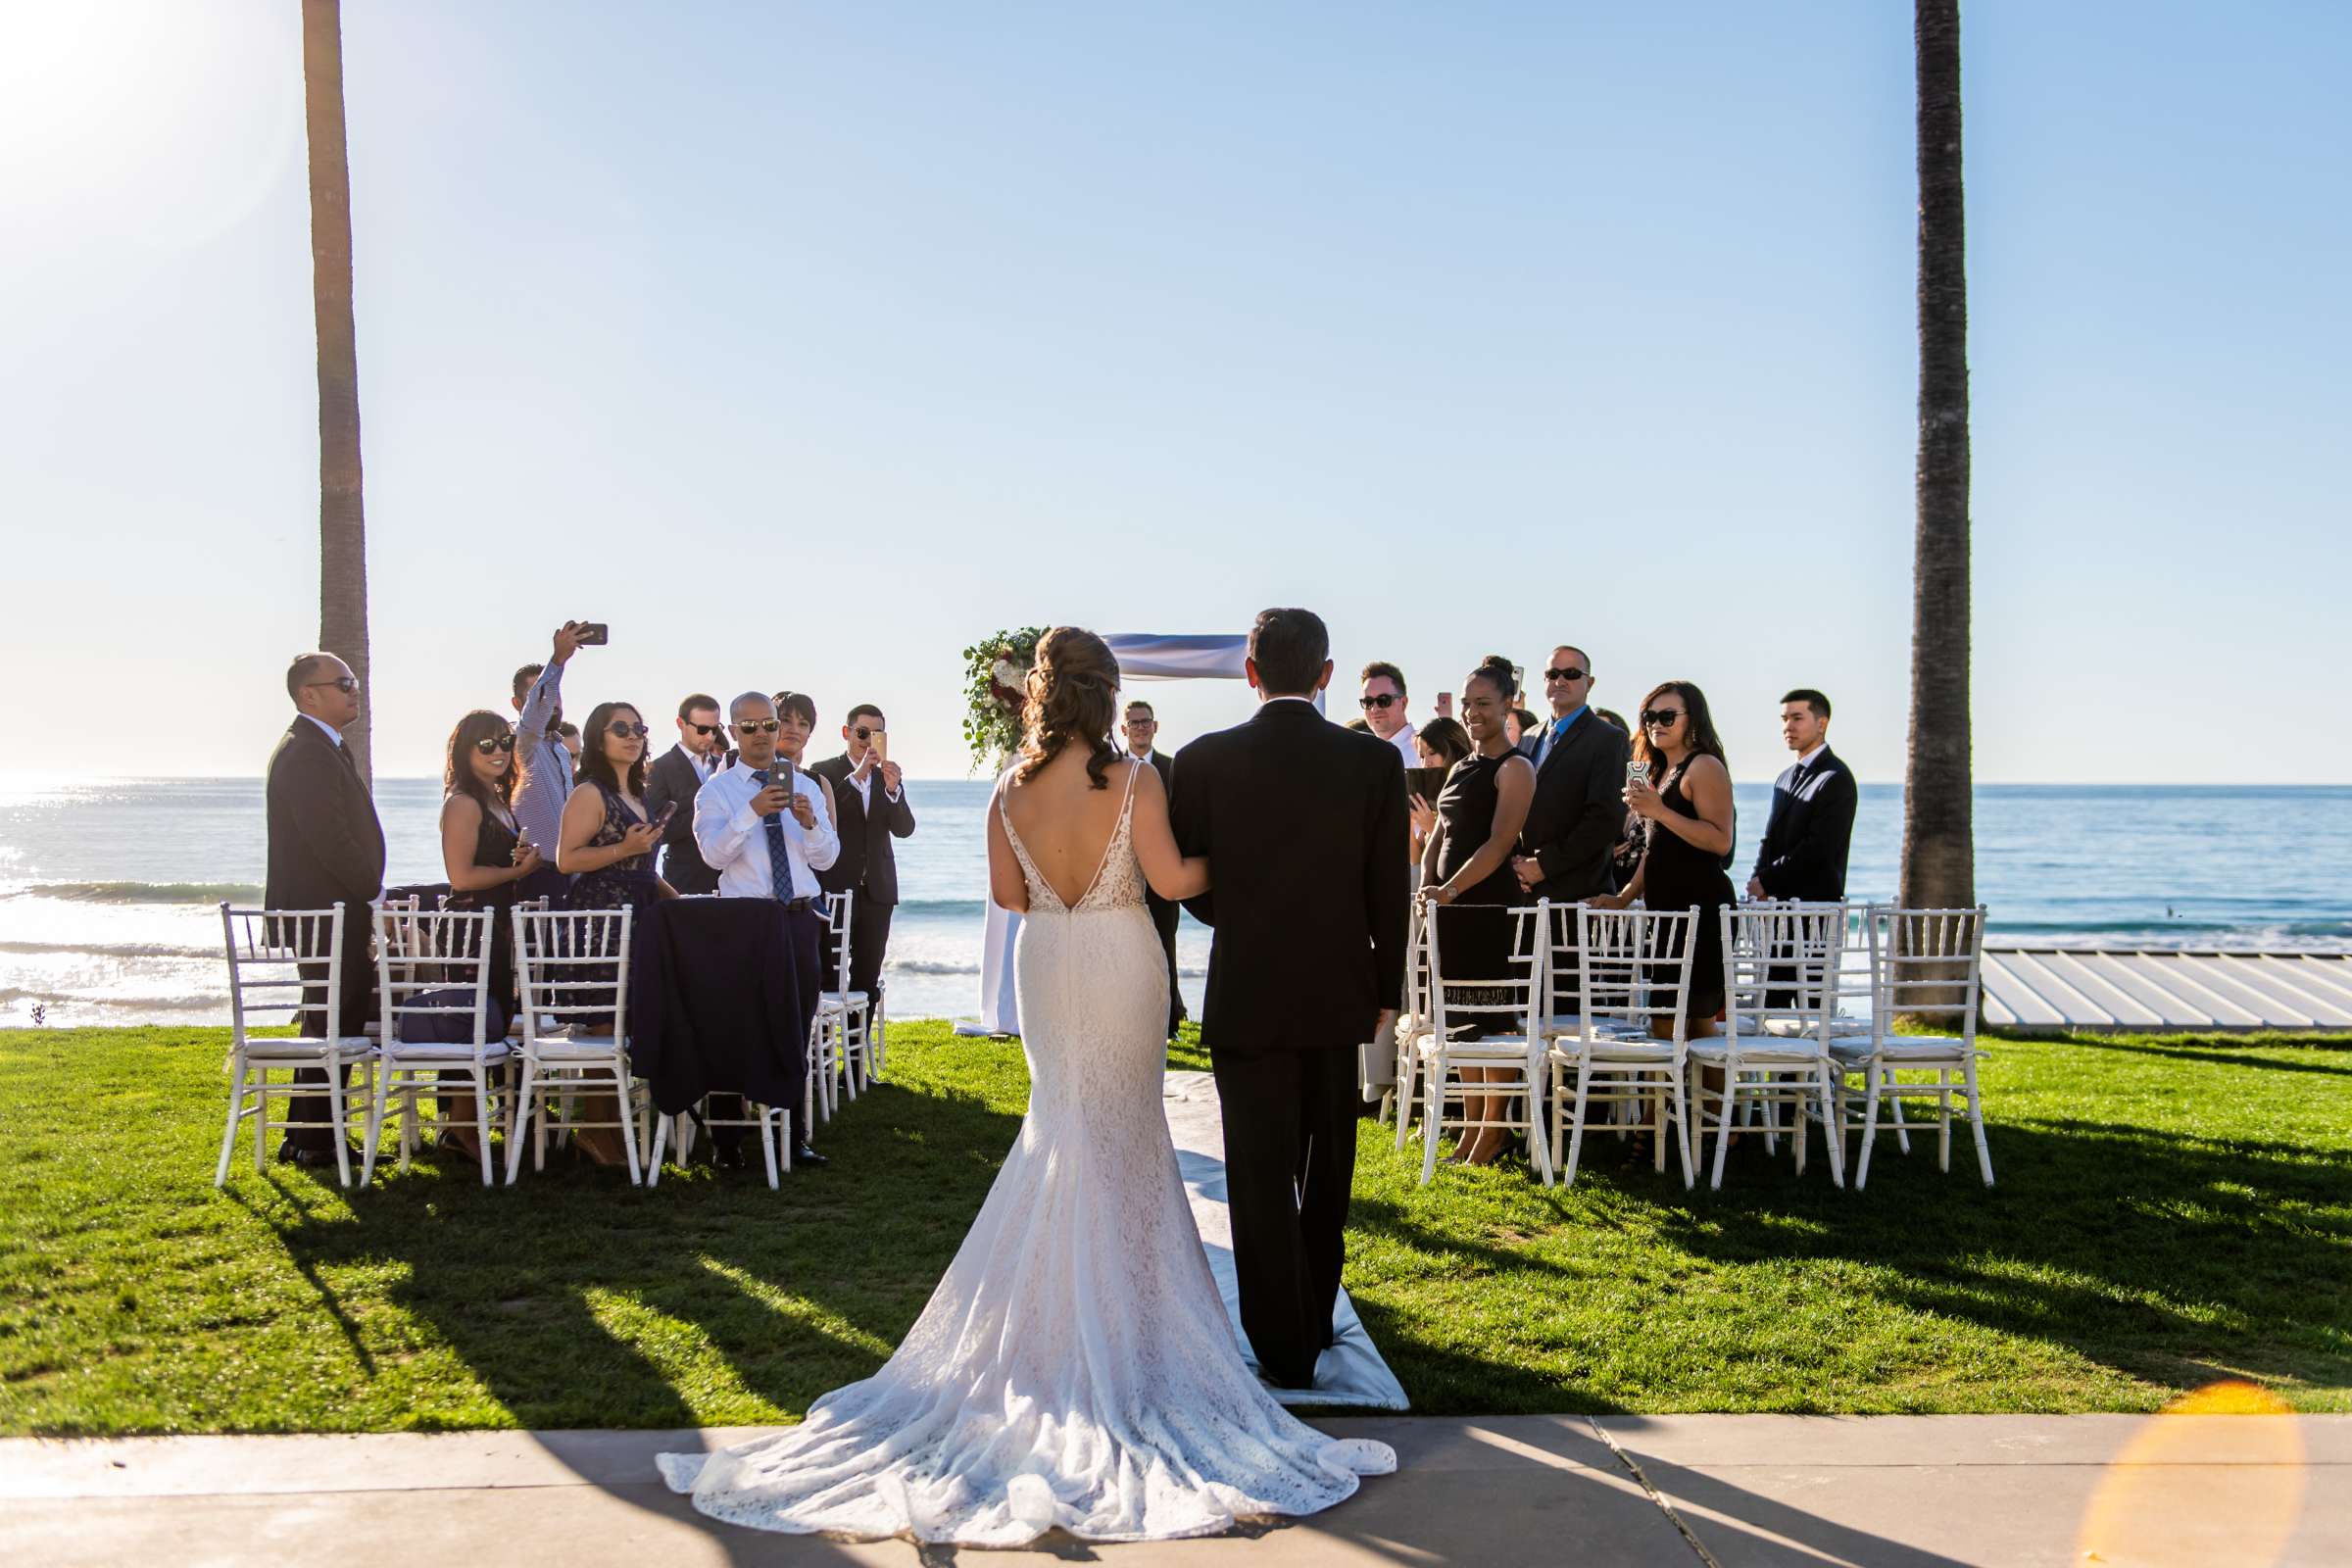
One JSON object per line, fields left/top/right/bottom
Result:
{"left": 1835, "top": 1035, "right": 1971, "bottom": 1062}
{"left": 1688, "top": 1039, "right": 1823, "bottom": 1065}
{"left": 381, "top": 1040, "right": 514, "bottom": 1061}
{"left": 1415, "top": 1034, "right": 1536, "bottom": 1059}
{"left": 523, "top": 1036, "right": 625, "bottom": 1061}
{"left": 241, "top": 1036, "right": 372, "bottom": 1061}
{"left": 1765, "top": 1015, "right": 1871, "bottom": 1039}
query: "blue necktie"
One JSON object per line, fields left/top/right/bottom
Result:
{"left": 1536, "top": 717, "right": 1564, "bottom": 767}
{"left": 750, "top": 769, "right": 796, "bottom": 903}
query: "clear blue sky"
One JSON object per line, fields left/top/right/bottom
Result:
{"left": 3, "top": 1, "right": 2344, "bottom": 782}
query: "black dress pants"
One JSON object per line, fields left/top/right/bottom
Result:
{"left": 289, "top": 898, "right": 376, "bottom": 1151}
{"left": 1209, "top": 1043, "right": 1359, "bottom": 1389}
{"left": 820, "top": 893, "right": 896, "bottom": 1014}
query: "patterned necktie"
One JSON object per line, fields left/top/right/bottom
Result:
{"left": 750, "top": 770, "right": 796, "bottom": 902}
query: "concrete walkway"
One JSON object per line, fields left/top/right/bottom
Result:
{"left": 4, "top": 1414, "right": 2346, "bottom": 1567}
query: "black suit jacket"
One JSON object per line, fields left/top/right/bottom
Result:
{"left": 264, "top": 718, "right": 386, "bottom": 913}
{"left": 808, "top": 754, "right": 916, "bottom": 906}
{"left": 645, "top": 745, "right": 721, "bottom": 895}
{"left": 1514, "top": 710, "right": 1630, "bottom": 901}
{"left": 1752, "top": 746, "right": 1858, "bottom": 902}
{"left": 1137, "top": 750, "right": 1178, "bottom": 919}
{"left": 1170, "top": 701, "right": 1409, "bottom": 1056}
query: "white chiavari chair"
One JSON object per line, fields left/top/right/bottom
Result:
{"left": 509, "top": 906, "right": 644, "bottom": 1185}
{"left": 816, "top": 890, "right": 872, "bottom": 1107}
{"left": 367, "top": 905, "right": 507, "bottom": 1186}
{"left": 1409, "top": 900, "right": 1552, "bottom": 1186}
{"left": 1689, "top": 904, "right": 1847, "bottom": 1190}
{"left": 1832, "top": 906, "right": 1992, "bottom": 1188}
{"left": 215, "top": 905, "right": 373, "bottom": 1188}
{"left": 1385, "top": 900, "right": 1432, "bottom": 1139}
{"left": 1545, "top": 905, "right": 1699, "bottom": 1188}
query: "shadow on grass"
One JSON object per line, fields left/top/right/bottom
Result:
{"left": 1637, "top": 1115, "right": 2352, "bottom": 1397}
{"left": 2061, "top": 1035, "right": 2352, "bottom": 1076}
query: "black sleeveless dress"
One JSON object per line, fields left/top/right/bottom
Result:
{"left": 562, "top": 779, "right": 661, "bottom": 1032}
{"left": 444, "top": 794, "right": 521, "bottom": 1022}
{"left": 1642, "top": 757, "right": 1737, "bottom": 1023}
{"left": 1431, "top": 752, "right": 1532, "bottom": 1032}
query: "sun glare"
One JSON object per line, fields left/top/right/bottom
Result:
{"left": 0, "top": 0, "right": 302, "bottom": 249}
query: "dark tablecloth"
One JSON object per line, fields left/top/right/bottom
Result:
{"left": 629, "top": 898, "right": 808, "bottom": 1116}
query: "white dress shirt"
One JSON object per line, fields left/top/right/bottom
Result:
{"left": 1386, "top": 723, "right": 1419, "bottom": 767}
{"left": 693, "top": 760, "right": 841, "bottom": 901}
{"left": 845, "top": 760, "right": 902, "bottom": 811}
{"left": 300, "top": 714, "right": 346, "bottom": 748}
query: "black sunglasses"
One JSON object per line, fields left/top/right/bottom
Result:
{"left": 305, "top": 676, "right": 360, "bottom": 694}
{"left": 854, "top": 725, "right": 884, "bottom": 740}
{"left": 1359, "top": 694, "right": 1398, "bottom": 710}
{"left": 472, "top": 734, "right": 517, "bottom": 755}
{"left": 1544, "top": 666, "right": 1587, "bottom": 683}
{"left": 732, "top": 718, "right": 780, "bottom": 734}
{"left": 1640, "top": 709, "right": 1685, "bottom": 728}
{"left": 606, "top": 721, "right": 651, "bottom": 739}
{"left": 686, "top": 722, "right": 722, "bottom": 737}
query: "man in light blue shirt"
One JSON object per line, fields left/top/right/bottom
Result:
{"left": 511, "top": 621, "right": 593, "bottom": 897}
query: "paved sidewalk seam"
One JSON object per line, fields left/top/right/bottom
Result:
{"left": 1585, "top": 1414, "right": 1723, "bottom": 1568}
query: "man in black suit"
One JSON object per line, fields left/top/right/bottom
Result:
{"left": 1121, "top": 698, "right": 1186, "bottom": 1040}
{"left": 646, "top": 693, "right": 726, "bottom": 895}
{"left": 1748, "top": 688, "right": 1858, "bottom": 903}
{"left": 808, "top": 704, "right": 915, "bottom": 1017}
{"left": 265, "top": 653, "right": 387, "bottom": 1166}
{"left": 1170, "top": 608, "right": 1409, "bottom": 1391}
{"left": 1511, "top": 645, "right": 1631, "bottom": 911}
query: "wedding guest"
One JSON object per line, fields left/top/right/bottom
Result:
{"left": 697, "top": 691, "right": 840, "bottom": 1167}
{"left": 1419, "top": 655, "right": 1538, "bottom": 1166}
{"left": 1595, "top": 708, "right": 1630, "bottom": 734}
{"left": 557, "top": 721, "right": 582, "bottom": 763}
{"left": 437, "top": 710, "right": 539, "bottom": 1160}
{"left": 1405, "top": 716, "right": 1472, "bottom": 867}
{"left": 512, "top": 621, "right": 593, "bottom": 903}
{"left": 646, "top": 694, "right": 726, "bottom": 896}
{"left": 557, "top": 700, "right": 672, "bottom": 1165}
{"left": 810, "top": 703, "right": 917, "bottom": 1029}
{"left": 1747, "top": 688, "right": 1858, "bottom": 904}
{"left": 771, "top": 690, "right": 841, "bottom": 823}
{"left": 265, "top": 653, "right": 386, "bottom": 1167}
{"left": 1511, "top": 645, "right": 1629, "bottom": 906}
{"left": 1120, "top": 700, "right": 1184, "bottom": 1038}
{"left": 1358, "top": 662, "right": 1420, "bottom": 767}
{"left": 1504, "top": 705, "right": 1540, "bottom": 751}
{"left": 1343, "top": 716, "right": 1371, "bottom": 733}
{"left": 1598, "top": 681, "right": 1738, "bottom": 1038}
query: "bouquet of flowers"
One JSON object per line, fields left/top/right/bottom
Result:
{"left": 961, "top": 627, "right": 1045, "bottom": 771}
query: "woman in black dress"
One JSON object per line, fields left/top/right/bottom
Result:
{"left": 557, "top": 701, "right": 674, "bottom": 1164}
{"left": 436, "top": 710, "right": 543, "bottom": 1159}
{"left": 1419, "top": 657, "right": 1537, "bottom": 1165}
{"left": 1598, "top": 680, "right": 1737, "bottom": 1036}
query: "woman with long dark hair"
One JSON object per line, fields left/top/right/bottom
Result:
{"left": 1598, "top": 679, "right": 1737, "bottom": 1034}
{"left": 436, "top": 710, "right": 539, "bottom": 1158}
{"left": 1418, "top": 656, "right": 1537, "bottom": 1165}
{"left": 555, "top": 700, "right": 672, "bottom": 1165}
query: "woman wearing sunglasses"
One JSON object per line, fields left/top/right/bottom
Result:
{"left": 556, "top": 700, "right": 676, "bottom": 1164}
{"left": 437, "top": 710, "right": 541, "bottom": 1159}
{"left": 1596, "top": 681, "right": 1737, "bottom": 1035}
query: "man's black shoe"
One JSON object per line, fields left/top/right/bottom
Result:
{"left": 277, "top": 1139, "right": 359, "bottom": 1169}
{"left": 712, "top": 1141, "right": 746, "bottom": 1171}
{"left": 793, "top": 1145, "right": 829, "bottom": 1168}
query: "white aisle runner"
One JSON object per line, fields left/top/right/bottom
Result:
{"left": 1160, "top": 1070, "right": 1409, "bottom": 1410}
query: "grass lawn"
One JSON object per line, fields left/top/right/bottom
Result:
{"left": 2, "top": 1021, "right": 2348, "bottom": 1435}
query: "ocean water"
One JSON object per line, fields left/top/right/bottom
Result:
{"left": 1, "top": 777, "right": 2347, "bottom": 1028}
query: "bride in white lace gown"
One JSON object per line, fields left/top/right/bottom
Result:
{"left": 661, "top": 629, "right": 1394, "bottom": 1544}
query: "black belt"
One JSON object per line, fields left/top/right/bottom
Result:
{"left": 779, "top": 896, "right": 815, "bottom": 912}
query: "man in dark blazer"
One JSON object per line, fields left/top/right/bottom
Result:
{"left": 1748, "top": 688, "right": 1858, "bottom": 903}
{"left": 1511, "top": 644, "right": 1631, "bottom": 905}
{"left": 645, "top": 693, "right": 726, "bottom": 896}
{"left": 1170, "top": 608, "right": 1409, "bottom": 1390}
{"left": 1122, "top": 699, "right": 1186, "bottom": 1039}
{"left": 265, "top": 653, "right": 387, "bottom": 1166}
{"left": 808, "top": 704, "right": 916, "bottom": 1015}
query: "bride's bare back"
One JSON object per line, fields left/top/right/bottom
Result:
{"left": 991, "top": 748, "right": 1206, "bottom": 912}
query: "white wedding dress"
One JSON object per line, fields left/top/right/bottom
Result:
{"left": 660, "top": 763, "right": 1395, "bottom": 1544}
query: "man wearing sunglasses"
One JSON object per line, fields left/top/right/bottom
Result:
{"left": 1357, "top": 662, "right": 1421, "bottom": 769}
{"left": 808, "top": 704, "right": 915, "bottom": 1028}
{"left": 645, "top": 693, "right": 727, "bottom": 895}
{"left": 694, "top": 692, "right": 839, "bottom": 1167}
{"left": 264, "top": 652, "right": 387, "bottom": 1167}
{"left": 1511, "top": 645, "right": 1631, "bottom": 906}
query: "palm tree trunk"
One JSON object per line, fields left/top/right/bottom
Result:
{"left": 302, "top": 0, "right": 371, "bottom": 783}
{"left": 1900, "top": 0, "right": 1973, "bottom": 1022}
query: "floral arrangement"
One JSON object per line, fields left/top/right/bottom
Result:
{"left": 960, "top": 626, "right": 1045, "bottom": 771}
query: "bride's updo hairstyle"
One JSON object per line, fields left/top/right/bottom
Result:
{"left": 1015, "top": 626, "right": 1123, "bottom": 791}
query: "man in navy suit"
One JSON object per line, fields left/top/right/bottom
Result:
{"left": 1748, "top": 688, "right": 1858, "bottom": 904}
